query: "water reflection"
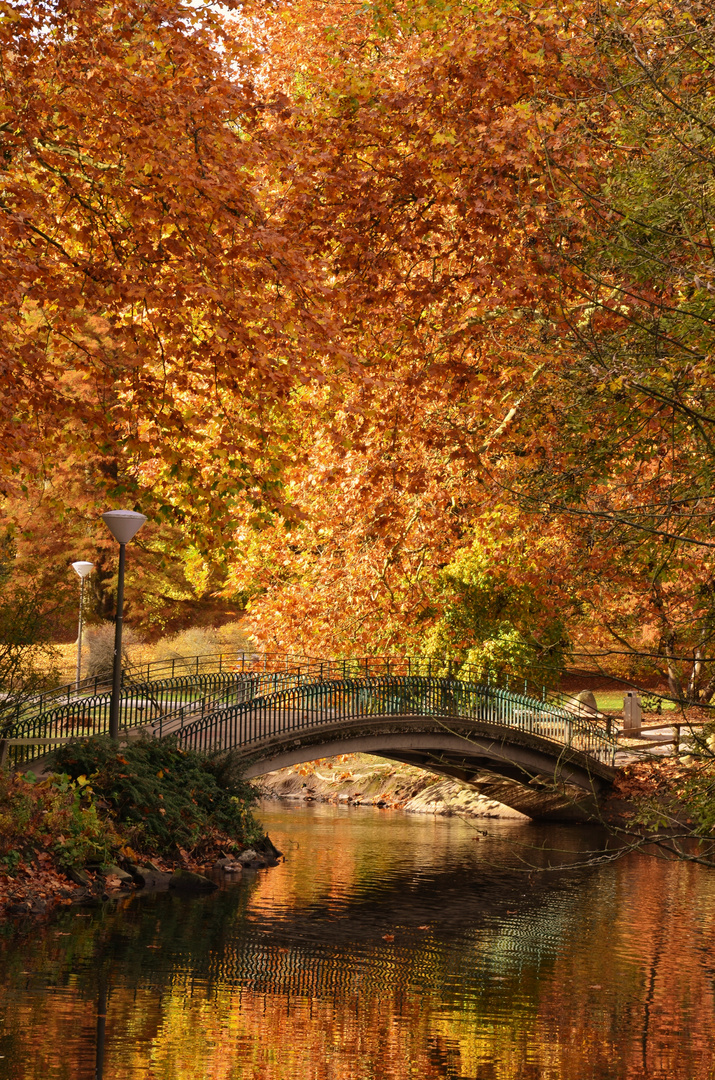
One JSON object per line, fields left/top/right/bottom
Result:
{"left": 1, "top": 802, "right": 715, "bottom": 1079}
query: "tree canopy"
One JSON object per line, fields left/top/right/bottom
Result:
{"left": 3, "top": 0, "right": 715, "bottom": 701}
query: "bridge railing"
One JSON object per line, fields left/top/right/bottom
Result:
{"left": 174, "top": 674, "right": 617, "bottom": 767}
{"left": 1, "top": 663, "right": 331, "bottom": 769}
{"left": 0, "top": 652, "right": 332, "bottom": 766}
{"left": 3, "top": 649, "right": 571, "bottom": 732}
{"left": 0, "top": 651, "right": 323, "bottom": 730}
{"left": 2, "top": 652, "right": 613, "bottom": 770}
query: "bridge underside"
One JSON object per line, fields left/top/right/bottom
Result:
{"left": 239, "top": 717, "right": 615, "bottom": 822}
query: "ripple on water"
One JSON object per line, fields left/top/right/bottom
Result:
{"left": 1, "top": 801, "right": 715, "bottom": 1080}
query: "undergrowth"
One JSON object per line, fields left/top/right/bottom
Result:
{"left": 0, "top": 737, "right": 262, "bottom": 883}
{"left": 0, "top": 770, "right": 121, "bottom": 872}
{"left": 53, "top": 736, "right": 262, "bottom": 857}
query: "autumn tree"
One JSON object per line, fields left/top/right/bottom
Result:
{"left": 499, "top": 0, "right": 715, "bottom": 700}
{"left": 237, "top": 0, "right": 715, "bottom": 708}
{"left": 3, "top": 0, "right": 597, "bottom": 648}
{"left": 226, "top": 0, "right": 598, "bottom": 657}
{"left": 7, "top": 0, "right": 714, "bottom": 704}
{"left": 0, "top": 0, "right": 355, "bottom": 632}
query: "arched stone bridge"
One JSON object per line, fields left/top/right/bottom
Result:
{"left": 3, "top": 654, "right": 616, "bottom": 821}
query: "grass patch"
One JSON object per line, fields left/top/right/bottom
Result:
{"left": 594, "top": 692, "right": 677, "bottom": 713}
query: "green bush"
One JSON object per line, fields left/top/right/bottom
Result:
{"left": 422, "top": 539, "right": 570, "bottom": 688}
{"left": 0, "top": 769, "right": 122, "bottom": 871}
{"left": 53, "top": 736, "right": 262, "bottom": 856}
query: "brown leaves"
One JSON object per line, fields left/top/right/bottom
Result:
{"left": 2, "top": 0, "right": 344, "bottom": 527}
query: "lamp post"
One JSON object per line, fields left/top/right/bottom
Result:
{"left": 101, "top": 510, "right": 147, "bottom": 741}
{"left": 71, "top": 560, "right": 94, "bottom": 691}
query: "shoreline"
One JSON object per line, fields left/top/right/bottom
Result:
{"left": 0, "top": 836, "right": 281, "bottom": 922}
{"left": 2, "top": 751, "right": 698, "bottom": 924}
{"left": 256, "top": 754, "right": 529, "bottom": 819}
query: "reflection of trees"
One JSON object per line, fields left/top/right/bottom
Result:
{"left": 2, "top": 842, "right": 715, "bottom": 1078}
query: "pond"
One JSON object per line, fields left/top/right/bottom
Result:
{"left": 1, "top": 801, "right": 715, "bottom": 1079}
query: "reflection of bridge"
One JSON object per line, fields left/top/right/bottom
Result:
{"left": 2, "top": 654, "right": 616, "bottom": 821}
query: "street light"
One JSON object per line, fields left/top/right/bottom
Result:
{"left": 101, "top": 510, "right": 147, "bottom": 740}
{"left": 71, "top": 560, "right": 94, "bottom": 691}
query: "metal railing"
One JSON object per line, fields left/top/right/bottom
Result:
{"left": 0, "top": 651, "right": 322, "bottom": 730}
{"left": 174, "top": 674, "right": 617, "bottom": 767}
{"left": 1, "top": 652, "right": 615, "bottom": 770}
{"left": 1, "top": 665, "right": 328, "bottom": 769}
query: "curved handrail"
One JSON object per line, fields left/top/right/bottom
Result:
{"left": 174, "top": 674, "right": 617, "bottom": 767}
{"left": 1, "top": 652, "right": 614, "bottom": 770}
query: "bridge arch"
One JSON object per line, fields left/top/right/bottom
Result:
{"left": 175, "top": 674, "right": 616, "bottom": 822}
{"left": 240, "top": 724, "right": 613, "bottom": 822}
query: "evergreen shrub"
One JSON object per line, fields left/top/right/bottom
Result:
{"left": 54, "top": 736, "right": 262, "bottom": 856}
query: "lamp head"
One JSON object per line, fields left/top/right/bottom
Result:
{"left": 71, "top": 561, "right": 94, "bottom": 579}
{"left": 101, "top": 510, "right": 147, "bottom": 545}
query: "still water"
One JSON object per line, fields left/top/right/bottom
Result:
{"left": 1, "top": 801, "right": 715, "bottom": 1079}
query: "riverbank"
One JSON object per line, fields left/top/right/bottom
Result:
{"left": 0, "top": 736, "right": 275, "bottom": 923}
{"left": 0, "top": 839, "right": 280, "bottom": 919}
{"left": 257, "top": 755, "right": 528, "bottom": 818}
